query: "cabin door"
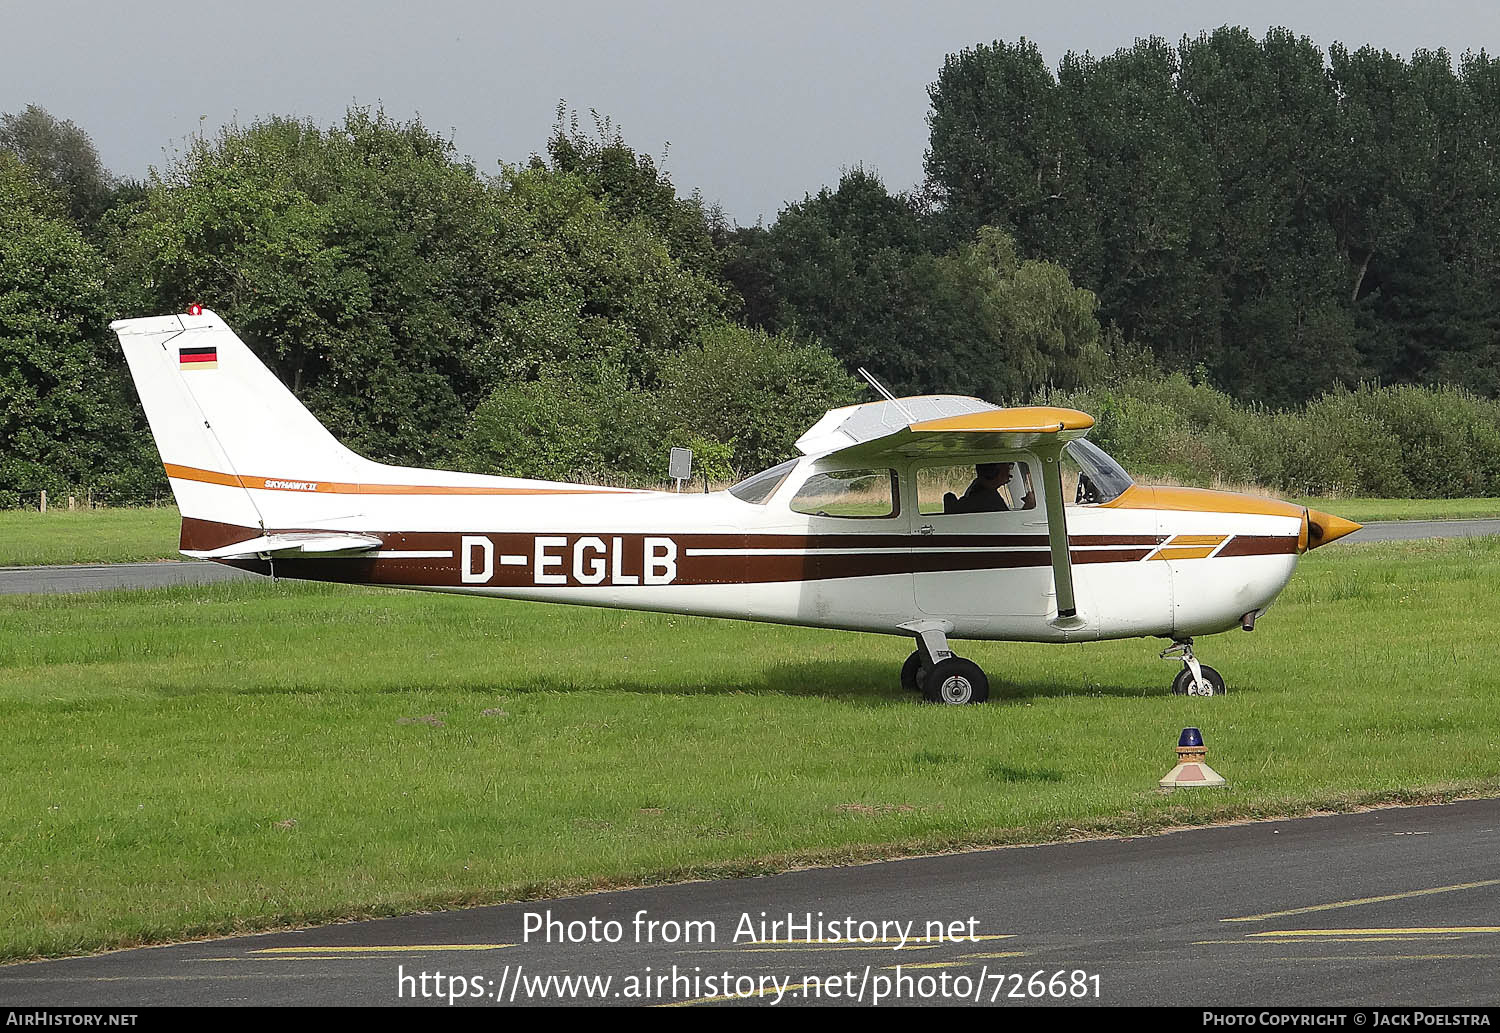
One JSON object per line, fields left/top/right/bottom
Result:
{"left": 909, "top": 459, "right": 1052, "bottom": 618}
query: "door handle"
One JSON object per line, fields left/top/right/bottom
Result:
{"left": 917, "top": 524, "right": 934, "bottom": 536}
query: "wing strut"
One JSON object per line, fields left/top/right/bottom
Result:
{"left": 1036, "top": 443, "right": 1078, "bottom": 621}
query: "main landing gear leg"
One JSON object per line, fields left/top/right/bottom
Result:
{"left": 1161, "top": 638, "right": 1227, "bottom": 696}
{"left": 898, "top": 619, "right": 990, "bottom": 705}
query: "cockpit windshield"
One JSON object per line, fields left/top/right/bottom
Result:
{"left": 1062, "top": 439, "right": 1133, "bottom": 505}
{"left": 728, "top": 459, "right": 797, "bottom": 504}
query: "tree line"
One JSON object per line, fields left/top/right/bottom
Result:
{"left": 4, "top": 25, "right": 1500, "bottom": 504}
{"left": 1, "top": 106, "right": 874, "bottom": 502}
{"left": 917, "top": 28, "right": 1500, "bottom": 406}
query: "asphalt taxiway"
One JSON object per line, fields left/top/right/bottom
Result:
{"left": 0, "top": 561, "right": 253, "bottom": 595}
{"left": 1348, "top": 518, "right": 1500, "bottom": 543}
{"left": 3, "top": 799, "right": 1498, "bottom": 1007}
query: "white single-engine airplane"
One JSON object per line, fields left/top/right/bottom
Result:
{"left": 113, "top": 309, "right": 1361, "bottom": 703}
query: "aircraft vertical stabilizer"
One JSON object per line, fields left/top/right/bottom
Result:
{"left": 111, "top": 310, "right": 368, "bottom": 535}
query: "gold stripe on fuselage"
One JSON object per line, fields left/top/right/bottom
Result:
{"left": 163, "top": 463, "right": 641, "bottom": 497}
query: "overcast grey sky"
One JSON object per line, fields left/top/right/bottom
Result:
{"left": 4, "top": 0, "right": 1498, "bottom": 225}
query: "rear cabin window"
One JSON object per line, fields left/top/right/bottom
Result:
{"left": 789, "top": 469, "right": 899, "bottom": 519}
{"left": 917, "top": 462, "right": 1037, "bottom": 516}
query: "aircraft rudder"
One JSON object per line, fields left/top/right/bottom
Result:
{"left": 112, "top": 308, "right": 366, "bottom": 535}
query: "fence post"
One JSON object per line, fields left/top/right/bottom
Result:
{"left": 39, "top": 490, "right": 47, "bottom": 514}
{"left": 68, "top": 495, "right": 76, "bottom": 511}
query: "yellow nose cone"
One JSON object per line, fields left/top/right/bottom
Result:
{"left": 1305, "top": 509, "right": 1362, "bottom": 550}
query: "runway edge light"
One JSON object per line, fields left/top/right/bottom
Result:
{"left": 1159, "top": 726, "right": 1227, "bottom": 790}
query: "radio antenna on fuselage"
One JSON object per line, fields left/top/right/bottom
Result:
{"left": 856, "top": 367, "right": 916, "bottom": 424}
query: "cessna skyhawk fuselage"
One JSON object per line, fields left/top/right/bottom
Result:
{"left": 113, "top": 309, "right": 1360, "bottom": 703}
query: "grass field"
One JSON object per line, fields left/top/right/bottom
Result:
{"left": 2, "top": 536, "right": 1498, "bottom": 960}
{"left": 3, "top": 497, "right": 1499, "bottom": 568}
{"left": 1289, "top": 497, "right": 1500, "bottom": 523}
{"left": 0, "top": 508, "right": 180, "bottom": 566}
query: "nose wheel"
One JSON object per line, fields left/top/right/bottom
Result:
{"left": 1162, "top": 639, "right": 1227, "bottom": 696}
{"left": 898, "top": 621, "right": 990, "bottom": 704}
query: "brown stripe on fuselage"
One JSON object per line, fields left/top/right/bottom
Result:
{"left": 178, "top": 517, "right": 1165, "bottom": 556}
{"left": 1073, "top": 548, "right": 1156, "bottom": 564}
{"left": 228, "top": 548, "right": 1107, "bottom": 588}
{"left": 185, "top": 519, "right": 1296, "bottom": 589}
{"left": 182, "top": 516, "right": 261, "bottom": 553}
{"left": 1217, "top": 535, "right": 1300, "bottom": 558}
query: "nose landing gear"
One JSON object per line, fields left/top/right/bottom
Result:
{"left": 1162, "top": 639, "right": 1226, "bottom": 696}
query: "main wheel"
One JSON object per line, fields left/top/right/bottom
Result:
{"left": 923, "top": 657, "right": 990, "bottom": 704}
{"left": 900, "top": 650, "right": 928, "bottom": 693}
{"left": 1171, "top": 664, "right": 1226, "bottom": 696}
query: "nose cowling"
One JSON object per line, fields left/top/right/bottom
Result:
{"left": 1304, "top": 508, "right": 1362, "bottom": 550}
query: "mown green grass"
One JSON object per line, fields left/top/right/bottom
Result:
{"left": 3, "top": 498, "right": 1498, "bottom": 569}
{"left": 0, "top": 508, "right": 180, "bottom": 566}
{"left": 1, "top": 537, "right": 1497, "bottom": 960}
{"left": 1290, "top": 497, "right": 1500, "bottom": 523}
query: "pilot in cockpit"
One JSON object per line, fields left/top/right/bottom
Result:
{"left": 956, "top": 462, "right": 1011, "bottom": 513}
{"left": 942, "top": 461, "right": 1038, "bottom": 512}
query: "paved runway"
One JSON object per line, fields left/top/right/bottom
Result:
{"left": 0, "top": 560, "right": 254, "bottom": 595}
{"left": 3, "top": 799, "right": 1498, "bottom": 1007}
{"left": 1, "top": 518, "right": 1497, "bottom": 597}
{"left": 1348, "top": 518, "right": 1500, "bottom": 542}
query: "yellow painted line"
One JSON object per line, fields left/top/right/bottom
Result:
{"left": 1251, "top": 927, "right": 1500, "bottom": 938}
{"left": 201, "top": 955, "right": 393, "bottom": 962}
{"left": 657, "top": 979, "right": 825, "bottom": 1008}
{"left": 1194, "top": 937, "right": 1470, "bottom": 945}
{"left": 740, "top": 934, "right": 1012, "bottom": 945}
{"left": 251, "top": 944, "right": 515, "bottom": 955}
{"left": 1269, "top": 954, "right": 1500, "bottom": 962}
{"left": 890, "top": 952, "right": 1027, "bottom": 970}
{"left": 655, "top": 949, "right": 1015, "bottom": 1007}
{"left": 678, "top": 944, "right": 941, "bottom": 954}
{"left": 6, "top": 972, "right": 341, "bottom": 983}
{"left": 1222, "top": 879, "right": 1500, "bottom": 922}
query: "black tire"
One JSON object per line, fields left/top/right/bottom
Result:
{"left": 923, "top": 657, "right": 990, "bottom": 704}
{"left": 1171, "top": 664, "right": 1226, "bottom": 696}
{"left": 900, "top": 650, "right": 927, "bottom": 693}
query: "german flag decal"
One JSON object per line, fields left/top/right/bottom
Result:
{"left": 179, "top": 346, "right": 218, "bottom": 370}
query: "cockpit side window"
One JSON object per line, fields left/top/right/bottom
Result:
{"left": 1062, "top": 439, "right": 1134, "bottom": 505}
{"left": 728, "top": 460, "right": 798, "bottom": 505}
{"left": 916, "top": 462, "right": 1037, "bottom": 515}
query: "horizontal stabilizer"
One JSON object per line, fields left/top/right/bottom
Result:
{"left": 184, "top": 533, "right": 383, "bottom": 560}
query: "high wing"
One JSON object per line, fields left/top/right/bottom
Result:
{"left": 183, "top": 532, "right": 384, "bottom": 560}
{"left": 802, "top": 403, "right": 1094, "bottom": 465}
{"left": 799, "top": 400, "right": 1095, "bottom": 625}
